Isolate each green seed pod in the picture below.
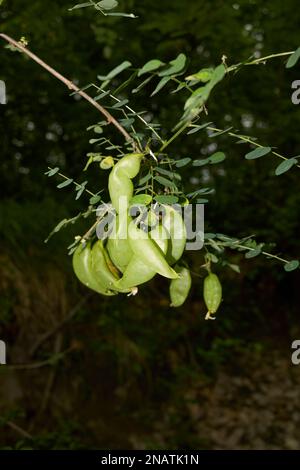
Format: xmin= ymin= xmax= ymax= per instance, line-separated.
xmin=91 ymin=240 xmax=131 ymax=294
xmin=107 ymin=212 xmax=133 ymax=272
xmin=116 ymin=223 xmax=169 ymax=290
xmin=203 ymin=272 xmax=222 ymax=320
xmin=162 ymin=205 xmax=186 ymax=265
xmin=169 ymin=265 xmax=192 ymax=307
xmin=108 ymin=153 xmax=143 ymax=214
xmin=128 ymin=219 xmax=178 ymax=279
xmin=72 ymin=242 xmax=115 ymax=296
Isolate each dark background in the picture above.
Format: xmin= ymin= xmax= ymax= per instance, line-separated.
xmin=0 ymin=0 xmax=300 ymax=449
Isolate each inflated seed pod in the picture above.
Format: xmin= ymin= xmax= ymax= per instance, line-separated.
xmin=108 ymin=153 xmax=143 ymax=214
xmin=103 ymin=247 xmax=120 ymax=278
xmin=169 ymin=265 xmax=192 ymax=307
xmin=203 ymin=272 xmax=222 ymax=320
xmin=91 ymin=240 xmax=132 ymax=294
xmin=107 ymin=212 xmax=133 ymax=273
xmin=162 ymin=205 xmax=186 ymax=265
xmin=72 ymin=242 xmax=115 ymax=296
xmin=115 ymin=223 xmax=169 ymax=290
xmin=128 ymin=220 xmax=179 ymax=279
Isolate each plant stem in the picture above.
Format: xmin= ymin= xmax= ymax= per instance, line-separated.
xmin=235 ymin=243 xmax=288 ymax=264
xmin=159 ymin=122 xmax=189 ymax=152
xmin=0 ymin=33 xmax=139 ymax=150
xmin=227 ymin=51 xmax=295 ymax=73
xmin=192 ymin=125 xmax=300 ymax=169
xmin=48 ymin=168 xmax=96 ymax=197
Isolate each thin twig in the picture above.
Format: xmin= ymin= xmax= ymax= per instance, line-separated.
xmin=0 ymin=33 xmax=139 ymax=150
xmin=81 ymin=218 xmax=102 ymax=242
xmin=227 ymin=51 xmax=295 ymax=73
xmin=5 ymin=420 xmax=33 ymax=440
xmin=206 ymin=126 xmax=300 ymax=169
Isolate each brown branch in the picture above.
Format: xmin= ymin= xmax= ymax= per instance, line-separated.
xmin=0 ymin=33 xmax=140 ymax=150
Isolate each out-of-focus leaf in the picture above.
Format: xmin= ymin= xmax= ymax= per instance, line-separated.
xmin=245 ymin=146 xmax=271 ymax=159
xmin=158 ymin=53 xmax=187 ymax=77
xmin=275 ymin=158 xmax=297 ymax=175
xmin=284 ymin=260 xmax=299 ymax=271
xmin=286 ymin=47 xmax=300 ymax=68
xmin=151 ymin=76 xmax=171 ymax=96
xmin=138 ymin=59 xmax=165 ymax=76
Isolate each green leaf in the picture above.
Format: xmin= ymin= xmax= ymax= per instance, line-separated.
xmin=186 ymin=68 xmax=214 ymax=83
xmin=245 ymin=248 xmax=261 ymax=259
xmin=154 ymin=195 xmax=179 ymax=204
xmin=275 ymin=158 xmax=297 ymax=175
xmin=192 ymin=158 xmax=210 ymax=167
xmin=112 ymin=99 xmax=129 ymax=109
xmin=132 ymin=76 xmax=153 ymax=94
xmin=196 ymin=198 xmax=209 ymax=203
xmin=208 ymin=152 xmax=226 ymax=164
xmin=45 ymin=167 xmax=59 ymax=177
xmin=151 ymin=77 xmax=171 ymax=96
xmin=210 ymin=64 xmax=226 ymax=86
xmin=138 ymin=59 xmax=165 ymax=77
xmin=75 ymin=186 xmax=85 ymax=200
xmin=204 ymin=233 xmax=217 ymax=239
xmin=119 ymin=117 xmax=135 ymax=128
xmin=98 ymin=0 xmax=118 ymax=10
xmin=97 ymin=61 xmax=132 ymax=85
xmin=187 ymin=122 xmax=213 ymax=134
xmin=94 ymin=91 xmax=111 ymax=101
xmin=105 ymin=12 xmax=137 ymax=18
xmin=57 ymin=179 xmax=73 ymax=188
xmin=207 ymin=252 xmax=219 ymax=263
xmin=154 ymin=175 xmax=177 ymax=188
xmin=155 ymin=167 xmax=181 ymax=180
xmin=130 ymin=194 xmax=153 ymax=205
xmin=184 ymin=85 xmax=210 ymax=111
xmin=227 ymin=263 xmax=241 ymax=274
xmin=209 ymin=127 xmax=233 ymax=137
xmin=187 ymin=188 xmax=214 ymax=198
xmin=138 ymin=173 xmax=152 ymax=185
xmin=171 ymin=82 xmax=186 ymax=93
xmin=89 ymin=195 xmax=101 ymax=205
xmin=175 ymin=158 xmax=191 ymax=167
xmin=184 ymin=64 xmax=226 ymax=116
xmin=158 ymin=53 xmax=187 ymax=77
xmin=286 ymin=47 xmax=300 ymax=68
xmin=69 ymin=2 xmax=92 ymax=11
xmin=83 ymin=156 xmax=94 ymax=171
xmin=284 ymin=260 xmax=299 ymax=272
xmin=245 ymin=146 xmax=271 ymax=160
xmin=53 ymin=219 xmax=68 ymax=233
